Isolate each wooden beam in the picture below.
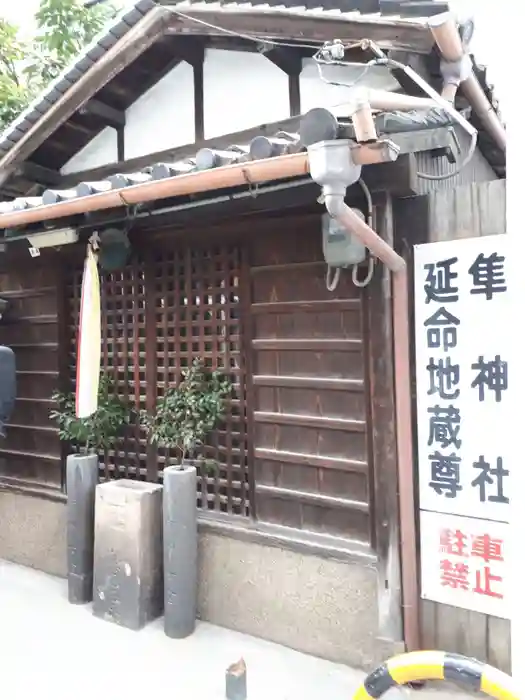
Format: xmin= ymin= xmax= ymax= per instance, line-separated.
xmin=13 ymin=161 xmax=62 ymax=187
xmin=0 ymin=6 xmax=172 ymax=185
xmin=387 ymin=50 xmax=439 ymax=97
xmin=365 ymin=191 xmax=403 ymax=644
xmin=289 ymin=74 xmax=301 ymax=117
xmin=171 ymin=34 xmax=206 ymax=67
xmin=262 ymin=47 xmax=303 ymax=118
xmin=192 ymin=43 xmax=205 ymax=141
xmin=362 ymin=153 xmax=417 ymax=196
xmin=117 ymin=126 xmax=125 ymax=163
xmin=79 ymin=98 xmax=126 ymax=128
xmin=264 ymin=47 xmax=303 ymax=76
xmin=165 ymin=7 xmax=435 ymax=53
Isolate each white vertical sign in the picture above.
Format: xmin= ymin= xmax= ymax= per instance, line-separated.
xmin=414 ymin=234 xmax=512 ymax=620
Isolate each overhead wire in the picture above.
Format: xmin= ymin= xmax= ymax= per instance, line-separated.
xmin=167 ymin=7 xmax=329 ymax=51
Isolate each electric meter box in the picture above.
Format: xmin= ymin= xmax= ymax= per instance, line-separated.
xmin=322 ymin=210 xmax=367 ymax=268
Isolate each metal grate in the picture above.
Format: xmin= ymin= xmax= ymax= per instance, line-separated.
xmin=66 ymin=242 xmax=250 ymax=516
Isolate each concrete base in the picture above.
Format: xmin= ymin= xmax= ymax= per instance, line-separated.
xmin=0 ymin=491 xmax=394 ymax=668
xmin=92 ymin=480 xmax=163 ymax=630
xmin=0 ymin=491 xmax=66 ymax=577
xmin=198 ymin=533 xmax=397 ymax=669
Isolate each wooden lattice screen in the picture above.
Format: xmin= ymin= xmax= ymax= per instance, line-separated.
xmin=66 ymin=242 xmax=250 ymax=516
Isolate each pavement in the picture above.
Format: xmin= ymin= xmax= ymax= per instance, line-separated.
xmin=0 ymin=559 xmax=479 ymax=699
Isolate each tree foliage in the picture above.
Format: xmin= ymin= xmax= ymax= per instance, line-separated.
xmin=0 ymin=0 xmax=116 ymax=131
xmin=141 ymin=358 xmax=233 ymax=463
xmin=50 ymin=372 xmax=131 ymax=455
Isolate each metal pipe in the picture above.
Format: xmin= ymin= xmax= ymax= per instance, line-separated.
xmin=323 ymin=194 xmax=419 ymax=653
xmin=352 ymin=98 xmax=378 ymax=143
xmin=428 ymin=12 xmax=506 ymax=152
xmin=0 ymin=141 xmax=399 ymax=230
xmin=0 ymin=153 xmax=309 ymax=229
xmin=441 ymin=82 xmax=459 ymax=103
xmin=366 ymin=90 xmax=436 ymax=112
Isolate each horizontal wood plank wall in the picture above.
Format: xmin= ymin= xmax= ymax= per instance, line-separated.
xmin=0 ymin=249 xmax=63 ymax=490
xmin=0 ymin=210 xmax=386 ymax=556
xmin=397 ymin=180 xmax=509 ymax=672
xmin=248 ymin=215 xmax=373 ymax=549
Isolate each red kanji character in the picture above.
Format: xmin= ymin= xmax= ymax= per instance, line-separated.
xmin=473 ymin=566 xmax=503 ymax=599
xmin=440 ymin=559 xmax=470 ymax=590
xmin=471 ymin=534 xmax=504 ymax=563
xmin=440 ymin=528 xmax=469 ymax=556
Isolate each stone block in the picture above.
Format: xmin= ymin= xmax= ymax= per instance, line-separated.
xmin=92 ymin=479 xmax=163 ymax=630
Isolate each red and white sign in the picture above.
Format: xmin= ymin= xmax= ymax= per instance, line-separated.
xmin=420 ymin=510 xmax=509 ymax=619
xmin=414 ymin=235 xmax=513 ymax=622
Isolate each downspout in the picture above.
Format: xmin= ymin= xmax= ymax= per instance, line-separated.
xmin=307 ymin=139 xmax=419 ymax=652
xmin=428 ymin=12 xmax=506 ymax=152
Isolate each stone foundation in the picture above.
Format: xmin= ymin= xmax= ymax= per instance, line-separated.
xmin=0 ymin=491 xmax=396 ymax=668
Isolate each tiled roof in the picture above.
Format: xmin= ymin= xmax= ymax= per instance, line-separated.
xmin=0 ymin=108 xmax=458 ymax=218
xmin=168 ymin=0 xmax=449 ymax=22
xmin=0 ymin=0 xmax=504 ymax=186
xmin=0 ymin=0 xmax=449 ymax=161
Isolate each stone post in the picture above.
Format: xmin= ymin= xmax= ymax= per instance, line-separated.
xmin=92 ymin=479 xmax=163 ymax=630
xmin=163 ymin=464 xmax=198 ymax=638
xmin=66 ymin=453 xmax=99 ymax=604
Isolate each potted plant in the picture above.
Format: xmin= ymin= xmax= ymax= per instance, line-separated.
xmin=141 ymin=357 xmax=232 ymax=639
xmin=50 ymin=372 xmax=131 ymax=605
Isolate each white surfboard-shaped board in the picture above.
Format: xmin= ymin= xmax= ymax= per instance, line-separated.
xmin=75 ymin=244 xmax=101 ymax=418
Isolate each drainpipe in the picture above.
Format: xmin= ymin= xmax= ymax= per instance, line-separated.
xmin=428 ymin=12 xmax=506 ymax=152
xmin=307 ymin=139 xmax=419 ymax=653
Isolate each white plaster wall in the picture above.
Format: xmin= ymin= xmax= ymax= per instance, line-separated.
xmin=59 ymin=2 xmax=509 ymax=177
xmin=203 ymin=49 xmax=289 ymax=138
xmin=60 ymin=128 xmax=118 ymax=175
xmin=61 ymin=49 xmax=393 ymax=175
xmin=61 ymin=61 xmax=195 ymax=175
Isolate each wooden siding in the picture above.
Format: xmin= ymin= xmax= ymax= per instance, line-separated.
xmin=248 ymin=215 xmax=371 ymax=544
xmin=414 ymin=128 xmax=498 ymax=194
xmin=0 ymin=208 xmax=402 ymax=565
xmin=0 ymin=210 xmax=392 ymax=557
xmin=0 ymin=250 xmax=65 ymax=491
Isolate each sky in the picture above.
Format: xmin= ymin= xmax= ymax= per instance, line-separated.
xmin=0 ymin=0 xmax=508 ymax=115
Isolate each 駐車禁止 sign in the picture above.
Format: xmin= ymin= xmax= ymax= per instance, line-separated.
xmin=414 ymin=234 xmax=512 ymax=619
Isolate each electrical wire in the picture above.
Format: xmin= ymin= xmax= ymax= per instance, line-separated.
xmin=376 ymin=57 xmax=478 ymax=181
xmin=313 ymin=58 xmax=378 ymax=91
xmin=169 ymin=10 xmax=476 ymax=182
xmin=168 ymin=7 xmax=327 ymax=51
xmin=352 ymin=255 xmax=375 ymax=287
xmin=358 ymin=178 xmax=373 ymax=225
xmin=353 ymin=178 xmax=375 ymax=288
xmin=325 ymin=265 xmax=341 ymax=292
xmin=312 ymin=44 xmax=479 ymax=182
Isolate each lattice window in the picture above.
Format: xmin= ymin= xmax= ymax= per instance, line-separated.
xmin=66 ymin=242 xmax=250 ymax=517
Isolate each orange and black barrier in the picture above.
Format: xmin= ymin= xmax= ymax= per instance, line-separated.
xmin=352 ymin=651 xmax=518 ymax=699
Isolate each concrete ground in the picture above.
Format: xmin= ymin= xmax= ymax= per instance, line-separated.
xmin=0 ymin=560 xmax=478 ymax=699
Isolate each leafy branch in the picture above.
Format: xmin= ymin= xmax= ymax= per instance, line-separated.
xmin=141 ymin=358 xmax=233 ymax=464
xmin=0 ymin=0 xmax=117 ymax=131
xmin=50 ymin=372 xmax=131 ymax=455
